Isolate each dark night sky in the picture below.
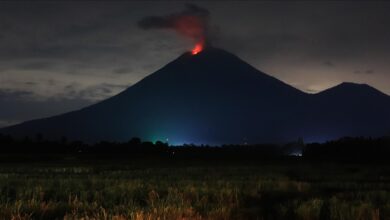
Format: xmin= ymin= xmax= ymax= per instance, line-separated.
xmin=1 ymin=1 xmax=390 ymax=127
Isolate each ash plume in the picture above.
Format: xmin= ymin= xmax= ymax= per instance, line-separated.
xmin=137 ymin=4 xmax=211 ymax=45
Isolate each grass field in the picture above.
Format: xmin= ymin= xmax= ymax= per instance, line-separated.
xmin=0 ymin=157 xmax=390 ymax=220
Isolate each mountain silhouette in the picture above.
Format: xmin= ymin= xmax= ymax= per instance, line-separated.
xmin=2 ymin=47 xmax=390 ymax=144
xmin=303 ymin=82 xmax=390 ymax=142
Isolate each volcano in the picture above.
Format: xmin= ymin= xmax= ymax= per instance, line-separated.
xmin=2 ymin=47 xmax=390 ymax=144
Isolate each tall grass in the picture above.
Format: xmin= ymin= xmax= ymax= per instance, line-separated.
xmin=0 ymin=162 xmax=389 ymax=219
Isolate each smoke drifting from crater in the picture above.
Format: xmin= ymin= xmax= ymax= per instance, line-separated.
xmin=137 ymin=4 xmax=211 ymax=47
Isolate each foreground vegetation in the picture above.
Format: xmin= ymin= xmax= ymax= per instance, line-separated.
xmin=0 ymin=157 xmax=390 ymax=220
xmin=0 ymin=135 xmax=389 ymax=219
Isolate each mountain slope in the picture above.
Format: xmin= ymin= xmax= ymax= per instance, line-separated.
xmin=301 ymin=82 xmax=390 ymax=142
xmin=2 ymin=48 xmax=390 ymax=144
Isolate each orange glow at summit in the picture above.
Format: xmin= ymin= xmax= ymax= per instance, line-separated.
xmin=191 ymin=42 xmax=203 ymax=55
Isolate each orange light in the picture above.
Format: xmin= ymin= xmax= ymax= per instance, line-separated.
xmin=191 ymin=42 xmax=203 ymax=55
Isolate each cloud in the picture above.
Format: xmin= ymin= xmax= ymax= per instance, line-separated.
xmin=113 ymin=67 xmax=133 ymax=74
xmin=0 ymin=89 xmax=34 ymax=101
xmin=24 ymin=82 xmax=37 ymax=86
xmin=354 ymin=70 xmax=375 ymax=74
xmin=137 ymin=4 xmax=211 ymax=45
xmin=365 ymin=70 xmax=374 ymax=74
xmin=0 ymin=88 xmax=94 ymax=128
xmin=18 ymin=61 xmax=54 ymax=70
xmin=64 ymin=83 xmax=128 ymax=101
xmin=323 ymin=61 xmax=334 ymax=67
xmin=0 ymin=82 xmax=129 ymax=127
xmin=304 ymin=88 xmax=320 ymax=93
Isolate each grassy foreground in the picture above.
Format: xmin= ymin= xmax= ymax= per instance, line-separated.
xmin=0 ymin=158 xmax=390 ymax=220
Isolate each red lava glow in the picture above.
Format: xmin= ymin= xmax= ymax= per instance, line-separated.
xmin=191 ymin=42 xmax=203 ymax=55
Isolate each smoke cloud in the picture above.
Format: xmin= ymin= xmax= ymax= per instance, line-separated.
xmin=137 ymin=4 xmax=211 ymax=45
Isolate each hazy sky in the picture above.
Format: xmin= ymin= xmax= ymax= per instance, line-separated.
xmin=1 ymin=1 xmax=390 ymax=127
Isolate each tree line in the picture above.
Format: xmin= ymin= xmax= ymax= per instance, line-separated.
xmin=0 ymin=133 xmax=389 ymax=162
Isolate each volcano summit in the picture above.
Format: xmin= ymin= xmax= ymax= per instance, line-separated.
xmin=2 ymin=48 xmax=390 ymax=144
